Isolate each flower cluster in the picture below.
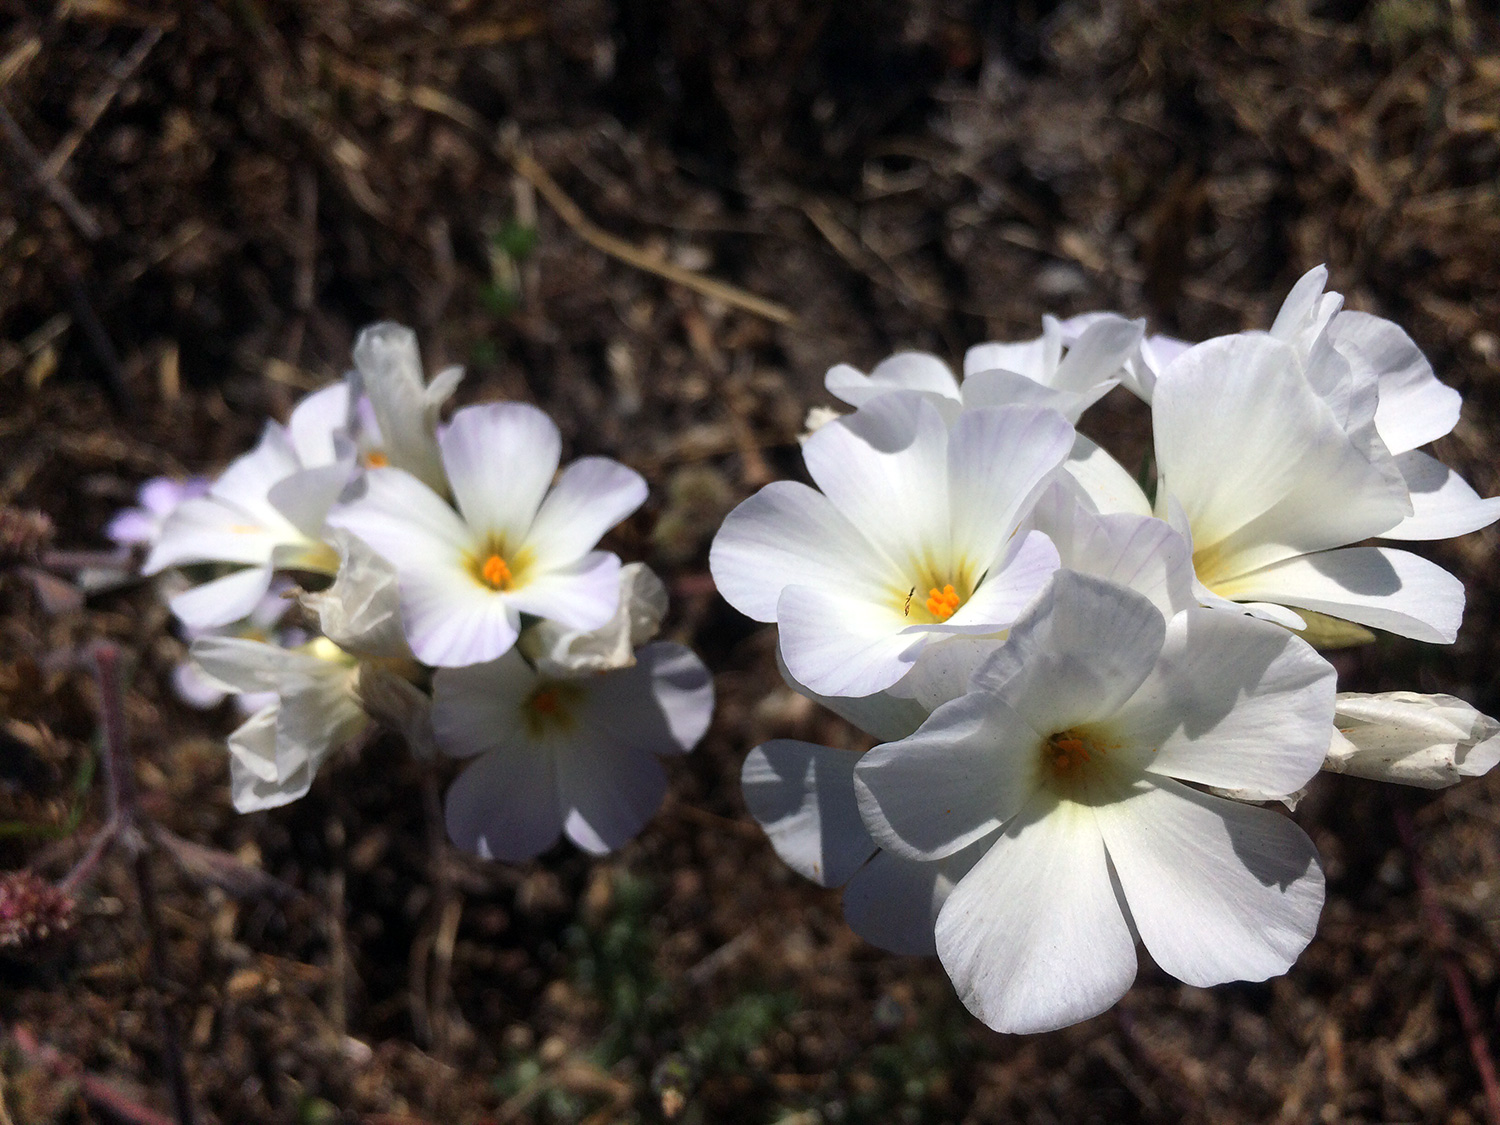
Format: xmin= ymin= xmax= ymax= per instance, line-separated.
xmin=126 ymin=323 xmax=713 ymax=860
xmin=715 ymin=267 xmax=1500 ymax=1033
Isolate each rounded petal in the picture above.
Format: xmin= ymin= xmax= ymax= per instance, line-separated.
xmin=1381 ymin=451 xmax=1500 ymax=541
xmin=1113 ymin=608 xmax=1335 ymax=797
xmin=505 ymin=550 xmax=622 ymax=634
xmin=1097 ymin=778 xmax=1324 ymax=988
xmin=557 ymin=739 xmax=667 ymax=855
xmin=842 ymin=839 xmax=988 ymax=956
xmin=1329 ymin=311 xmax=1460 ymax=454
xmin=144 ymin=497 xmax=285 ymax=573
xmin=775 ymin=584 xmax=926 ymax=697
xmin=800 ymin=393 xmax=951 ymax=573
xmin=1222 ymin=546 xmax=1464 ymax=644
xmin=710 ymin=481 xmax=893 ymax=622
xmin=1062 ymin=434 xmax=1152 ymax=518
xmin=327 ymin=466 xmax=474 ymax=566
xmin=581 ymin=642 xmax=714 ymax=756
xmin=855 ymin=693 xmax=1042 ymax=862
xmin=440 ymin=402 xmax=560 ymax=541
xmin=431 ymin=651 xmax=536 ymax=758
xmin=944 ymin=530 xmax=1059 ymax=631
xmin=742 ymin=740 xmax=875 ymax=888
xmin=970 ymin=570 xmax=1166 ymax=734
xmin=169 ymin=566 xmax=276 ymax=630
xmin=444 ymin=745 xmax=561 ymax=861
xmin=1154 ymin=334 xmax=1408 ymax=566
xmin=401 ymin=569 xmax=521 ymax=667
xmin=825 ymin=352 xmax=960 ymax=407
xmin=287 ymin=381 xmax=352 ymax=468
xmin=935 ymin=795 xmax=1137 ymax=1034
xmin=525 ymin=456 xmax=648 ymax=565
xmin=946 ymin=405 xmax=1074 ymax=574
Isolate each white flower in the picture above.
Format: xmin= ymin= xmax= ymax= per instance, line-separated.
xmin=142 ymin=415 xmax=347 ymax=629
xmin=854 ymin=571 xmax=1334 ymax=1033
xmin=171 ymin=584 xmax=300 ymax=713
xmin=347 ymin=322 xmax=464 ymax=493
xmin=741 ymin=505 xmax=1198 ymax=957
xmin=1324 ymin=691 xmax=1500 ymax=788
xmin=821 ymin=314 xmax=1143 ymax=425
xmin=711 ymin=392 xmax=1073 ymax=697
xmin=190 ymin=636 xmax=368 ymax=812
xmin=1153 ymin=333 xmax=1466 ymax=642
xmin=519 ymin=561 xmax=668 ymax=678
xmin=300 ymin=529 xmax=413 ymax=661
xmin=431 ymin=643 xmax=713 ymax=860
xmin=107 ymin=476 xmax=210 ymax=548
xmin=327 ymin=402 xmax=647 ymax=668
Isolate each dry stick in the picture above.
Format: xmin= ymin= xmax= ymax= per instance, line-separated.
xmin=1394 ymin=803 xmax=1500 ymax=1125
xmin=91 ymin=644 xmax=199 ymax=1125
xmin=503 ymin=144 xmax=799 ymax=327
xmin=0 ymin=101 xmax=102 ymax=240
xmin=39 ymin=26 xmax=164 ymax=182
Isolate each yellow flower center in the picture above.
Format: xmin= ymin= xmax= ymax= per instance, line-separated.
xmin=522 ymin=681 xmax=583 ymax=737
xmin=1045 ymin=729 xmax=1099 ymax=779
xmin=479 ymin=553 xmax=512 ymax=590
xmin=926 ymin=585 xmax=961 ymax=620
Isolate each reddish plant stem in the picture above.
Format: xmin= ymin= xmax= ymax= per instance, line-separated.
xmin=1394 ymin=804 xmax=1500 ymax=1125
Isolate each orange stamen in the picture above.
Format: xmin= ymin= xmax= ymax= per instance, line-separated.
xmin=480 ymin=553 xmax=512 ymax=590
xmin=365 ymin=450 xmax=390 ymax=468
xmin=925 ymin=584 xmax=961 ymax=620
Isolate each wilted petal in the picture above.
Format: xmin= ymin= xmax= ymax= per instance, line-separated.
xmin=1325 ymin=691 xmax=1500 ymax=788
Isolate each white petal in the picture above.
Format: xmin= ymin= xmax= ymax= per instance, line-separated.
xmin=825 ymin=352 xmax=961 ymax=407
xmin=801 ymin=393 xmax=950 ymax=574
xmin=1155 ymin=336 xmax=1408 ymax=572
xmin=1097 ymin=778 xmax=1324 ymax=987
xmin=327 ymin=466 xmax=474 ymax=567
xmin=1049 ymin=314 xmax=1144 ymax=395
xmin=1112 ymin=608 xmax=1335 ymax=797
xmin=970 ymin=570 xmax=1166 ymax=735
xmin=1381 ymin=451 xmax=1500 ymax=541
xmin=580 ymin=643 xmax=714 ymax=756
xmin=775 ymin=647 xmax=930 ymax=743
xmin=430 ymin=651 xmax=536 ymax=758
xmin=505 ymin=550 xmax=621 ymax=634
xmin=1329 ymin=311 xmax=1460 ymax=454
xmin=741 ymin=740 xmax=875 ymax=887
xmin=557 ymin=737 xmax=667 ymax=855
xmin=267 ymin=462 xmax=353 ymax=540
xmin=144 ymin=496 xmax=285 ymax=572
xmin=525 ymin=456 xmax=647 ymax=566
xmin=1062 ymin=434 xmax=1152 ymax=517
xmin=444 ymin=745 xmax=562 ymax=861
xmin=440 ymin=402 xmax=560 ymax=542
xmin=1040 ymin=500 xmax=1196 ymax=618
xmin=854 ymin=693 xmax=1043 ymax=862
xmin=939 ymin=530 xmax=1058 ymax=633
xmin=709 ymin=481 xmax=892 ymax=622
xmin=352 ymin=322 xmax=451 ymax=492
xmin=190 ymin=634 xmax=322 ymax=694
xmin=169 ymin=566 xmax=276 ymax=629
xmin=227 ymin=706 xmax=311 ymax=812
xmin=935 ymin=794 xmax=1137 ymax=1034
xmin=275 ymin=665 xmax=366 ymax=781
xmin=287 ymin=381 xmax=352 ymax=468
xmin=1222 ymin=546 xmax=1464 ymax=644
xmin=958 ymin=369 xmax=1113 ymax=423
xmin=1269 ymin=265 xmax=1335 ymax=346
xmin=401 ymin=566 xmax=521 ymax=667
xmin=209 ymin=423 xmax=303 ymax=518
xmin=842 ymin=840 xmax=988 ymax=956
xmin=963 ymin=322 xmax=1059 ymax=382
xmin=775 ymin=584 xmax=926 ymax=697
xmin=945 ymin=404 xmax=1074 ymax=574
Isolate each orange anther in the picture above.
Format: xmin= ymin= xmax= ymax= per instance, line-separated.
xmin=480 ymin=553 xmax=512 ymax=589
xmin=926 ymin=584 xmax=961 ymax=620
xmin=365 ymin=450 xmax=390 ymax=468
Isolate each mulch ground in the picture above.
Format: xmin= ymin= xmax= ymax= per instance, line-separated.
xmin=3 ymin=1 xmax=1500 ymax=1122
